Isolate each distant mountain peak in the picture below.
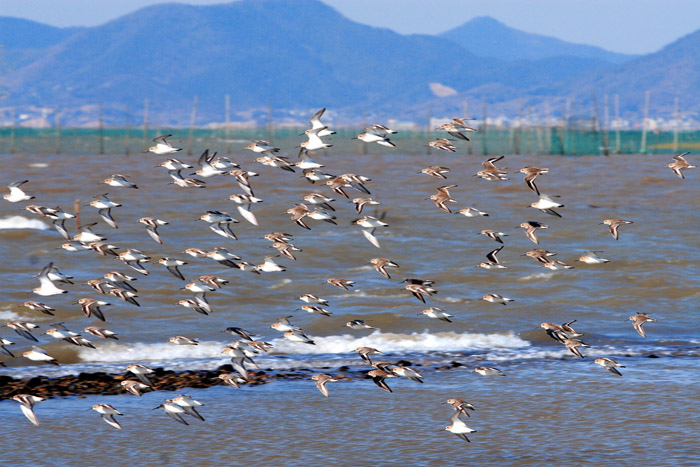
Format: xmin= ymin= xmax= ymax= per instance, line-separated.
xmin=440 ymin=16 xmax=636 ymax=64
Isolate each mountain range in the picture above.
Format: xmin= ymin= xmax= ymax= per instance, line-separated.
xmin=0 ymin=0 xmax=694 ymax=126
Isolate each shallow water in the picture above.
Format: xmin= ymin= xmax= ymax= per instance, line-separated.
xmin=0 ymin=148 xmax=698 ymax=464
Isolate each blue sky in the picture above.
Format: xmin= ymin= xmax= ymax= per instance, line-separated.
xmin=1 ymin=0 xmax=698 ymax=54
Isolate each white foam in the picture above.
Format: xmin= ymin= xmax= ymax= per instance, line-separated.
xmin=78 ymin=340 xmax=227 ymax=363
xmin=268 ymin=330 xmax=530 ymax=355
xmin=0 ymin=216 xmax=49 ymax=230
xmin=28 ymin=163 xmax=49 ymax=168
xmin=0 ymin=309 xmax=22 ymax=320
xmin=76 ymin=331 xmax=529 ymax=363
xmin=518 ymin=272 xmax=555 ymax=281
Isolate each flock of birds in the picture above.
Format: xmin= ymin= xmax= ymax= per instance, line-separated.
xmin=1 ymin=106 xmax=696 ymax=441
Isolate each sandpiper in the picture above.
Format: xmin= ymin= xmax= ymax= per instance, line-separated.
xmin=473 ymin=366 xmax=505 ymax=376
xmin=355 ymin=347 xmax=382 ymax=365
xmin=121 ymin=379 xmax=151 ymax=396
xmin=23 ymin=301 xmax=55 ymax=316
xmin=367 ymin=369 xmax=395 ymax=393
xmin=104 ymin=174 xmax=138 ymax=189
xmin=12 ymin=394 xmax=45 ymax=426
xmin=34 ymin=263 xmax=68 ymax=296
xmin=3 ymin=180 xmax=34 ymax=202
xmin=594 ymin=357 xmax=625 ymax=376
xmin=345 ymin=319 xmax=376 ymax=330
xmin=530 ymin=195 xmax=564 ymax=217
xmin=629 ymin=313 xmax=656 ymax=338
xmin=429 ymin=185 xmax=458 ymax=213
xmin=446 ymin=398 xmax=476 ymax=417
xmin=84 ymin=326 xmax=119 ymax=340
xmin=312 ymin=374 xmax=338 ymax=397
xmin=479 ymin=246 xmax=506 ymax=269
xmin=458 ymin=207 xmax=489 ymax=217
xmin=139 ymin=217 xmax=168 ymax=244
xmin=23 ymin=347 xmax=59 ymax=365
xmin=420 ymin=166 xmax=450 ymax=179
xmin=519 ymin=166 xmax=549 ymax=195
xmin=89 ymin=193 xmax=121 ymax=229
xmin=601 ymin=219 xmax=633 ymax=240
xmin=445 ymin=411 xmax=477 ymax=442
xmin=405 ymin=283 xmax=437 ymax=303
xmin=428 ymin=138 xmax=457 ymax=152
xmin=92 ymin=404 xmax=123 ymax=429
xmin=126 ymin=363 xmax=154 ymax=386
xmin=519 ymin=221 xmax=548 ymax=244
xmin=668 ymin=152 xmax=695 ymax=178
xmin=476 ymin=156 xmax=507 ymax=181
xmin=77 ymin=298 xmax=111 ymax=321
xmin=370 ymin=258 xmax=399 ymax=279
xmin=482 ymin=293 xmax=514 ymax=305
xmin=563 ymin=338 xmax=589 ymax=358
xmin=147 ymin=134 xmax=181 ymax=155
xmin=327 ymin=278 xmax=355 ymax=290
xmin=480 ymin=229 xmax=507 ymax=244
xmin=421 ymin=307 xmax=453 ymax=322
xmin=578 ymin=251 xmax=610 ymax=264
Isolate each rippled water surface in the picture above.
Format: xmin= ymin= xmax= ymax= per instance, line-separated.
xmin=0 ymin=148 xmax=698 ymax=465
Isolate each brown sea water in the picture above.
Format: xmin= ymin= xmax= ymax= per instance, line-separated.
xmin=0 ymin=147 xmax=698 ymax=465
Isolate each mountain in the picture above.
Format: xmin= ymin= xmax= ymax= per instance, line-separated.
xmin=551 ymin=28 xmax=700 ymax=117
xmin=0 ymin=1 xmax=694 ymax=125
xmin=0 ymin=17 xmax=83 ymax=71
xmin=440 ymin=16 xmax=636 ymax=64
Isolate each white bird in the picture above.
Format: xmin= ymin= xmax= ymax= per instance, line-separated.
xmin=256 ymin=256 xmax=286 ymax=272
xmin=103 ymin=174 xmax=138 ymax=189
xmin=171 ymin=395 xmax=205 ymax=421
xmin=23 ymin=347 xmax=59 ymax=365
xmin=529 ymin=195 xmax=564 ymax=217
xmin=33 ymin=263 xmax=68 ymax=296
xmin=3 ymin=180 xmax=34 ymax=202
xmin=307 ymin=107 xmax=336 ymax=137
xmin=92 ymin=403 xmax=123 ymax=429
xmin=155 ymin=400 xmax=190 ymax=425
xmin=445 ymin=411 xmax=477 ymax=443
xmin=12 ymin=394 xmax=45 ymax=426
xmin=147 ymin=134 xmax=181 ymax=155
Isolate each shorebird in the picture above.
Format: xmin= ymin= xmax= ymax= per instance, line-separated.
xmin=562 ymin=338 xmax=589 ymax=358
xmin=578 ymin=251 xmax=610 ymax=264
xmin=1 ymin=337 xmax=15 ymax=356
xmin=270 ymin=241 xmax=301 ymax=260
xmin=370 ymin=258 xmax=399 ymax=279
xmin=77 ymin=298 xmax=111 ymax=321
xmin=311 ymin=374 xmax=338 ymax=397
xmin=300 ymin=304 xmax=332 ymax=316
xmin=429 ymin=185 xmax=458 ymax=213
xmin=199 ymin=275 xmax=228 ymax=289
xmin=629 ymin=313 xmax=656 ymax=338
xmin=254 ymin=155 xmax=296 ymax=172
xmin=270 ymin=316 xmax=300 ymax=333
xmin=519 ymin=221 xmax=548 ymax=244
xmin=458 ymin=207 xmax=489 ymax=217
xmin=355 ymin=347 xmax=382 ymax=365
xmin=194 ymin=149 xmax=226 ymax=177
xmin=199 ymin=211 xmax=238 ymax=239
xmin=158 ymin=257 xmax=187 ymax=280
xmin=519 ymin=166 xmax=549 ymax=195
xmin=300 ymin=129 xmax=333 ymax=152
xmin=118 ymin=249 xmax=150 ymax=275
xmin=206 ymin=247 xmax=241 ymax=268
xmin=540 ymin=320 xmax=582 ymax=343
xmin=601 ymin=219 xmax=633 ymax=240
xmin=482 ymin=293 xmax=513 ymax=305
xmin=524 ymin=248 xmax=556 ymax=265
xmin=104 ymin=174 xmax=138 ymax=189
xmin=446 ymin=398 xmax=476 ymax=417
xmin=230 ymin=193 xmax=263 ymax=226
xmin=7 ymin=321 xmax=40 ymax=341
xmin=23 ymin=347 xmax=59 ymax=365
xmin=594 ymin=357 xmax=625 ymax=376
xmin=178 ymin=299 xmax=209 ymax=315
xmin=168 ymin=169 xmax=206 ymax=188
xmin=139 ymin=217 xmax=168 ymax=244
xmin=89 ymin=193 xmax=121 ymax=228
xmin=147 ymin=134 xmax=181 ymax=155
xmin=392 ymin=366 xmax=424 ymax=383
xmin=352 ymin=197 xmax=380 ymax=214
xmin=445 ymin=411 xmax=477 ymax=442
xmin=421 ymin=307 xmax=453 ymax=322
xmin=355 ymin=127 xmax=396 ymax=147
xmin=404 ymin=283 xmax=437 ymax=303
xmin=171 ymin=395 xmax=205 ymax=421
xmin=169 ymin=336 xmax=199 ymax=345
xmin=299 ymin=294 xmax=328 ymax=306
xmin=256 ymin=256 xmax=286 ymax=272
xmin=327 ymin=278 xmax=355 ymax=290
xmin=12 ymin=394 xmax=45 ymax=426
xmin=245 ymin=140 xmax=279 ymax=155
xmin=436 ymin=118 xmax=477 ymax=140
xmin=367 ymin=369 xmax=395 ymax=393
xmin=84 ymin=326 xmax=119 ymax=340
xmin=92 ymin=404 xmax=123 ymax=429
xmin=473 ymin=366 xmax=505 ymax=376
xmin=154 ymin=400 xmax=190 ymax=425
xmin=345 ymin=319 xmax=376 ymax=330
xmin=480 ymin=229 xmax=507 ymax=244
xmin=420 ymin=166 xmax=450 ymax=179
xmin=479 ymin=246 xmax=506 ymax=269
xmin=158 ymin=158 xmax=192 ymax=170
xmin=104 ymin=271 xmax=137 ymax=292
xmin=476 ymin=156 xmax=507 ymax=181
xmin=219 ymin=373 xmax=247 ymax=388
xmin=73 ymin=223 xmax=105 ymax=243
xmin=530 ymin=195 xmax=564 ymax=217
xmin=126 ymin=363 xmax=154 ymax=386
xmin=121 ymin=379 xmax=151 ymax=396
xmin=428 ymin=138 xmax=457 ymax=152
xmin=668 ymin=152 xmax=695 ymax=178
xmin=45 ymin=207 xmax=76 ymax=239
xmin=34 ymin=263 xmax=68 ymax=296
xmin=23 ymin=301 xmax=55 ymax=316
xmin=3 ymin=180 xmax=34 ymax=202
xmin=306 ymin=108 xmax=335 ymax=137
xmin=283 ymin=329 xmax=316 ymax=345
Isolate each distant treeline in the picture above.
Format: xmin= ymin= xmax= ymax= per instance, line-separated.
xmin=0 ymin=127 xmax=697 ymax=156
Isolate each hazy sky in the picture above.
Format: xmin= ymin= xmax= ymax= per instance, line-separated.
xmin=1 ymin=0 xmax=698 ymax=54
